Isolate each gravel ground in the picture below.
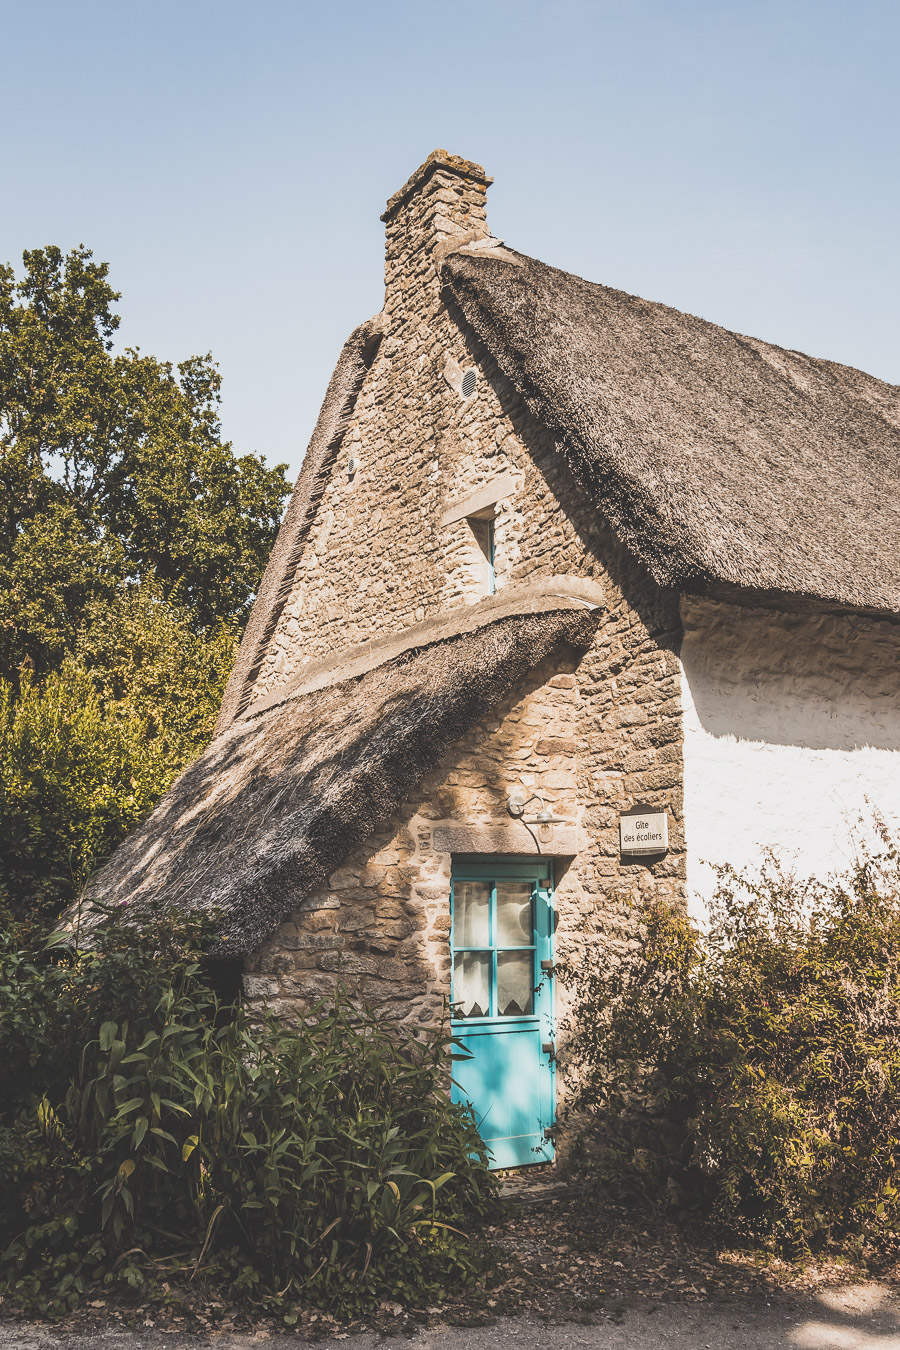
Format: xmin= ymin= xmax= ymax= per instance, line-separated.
xmin=3 ymin=1176 xmax=899 ymax=1348
xmin=1 ymin=1286 xmax=899 ymax=1350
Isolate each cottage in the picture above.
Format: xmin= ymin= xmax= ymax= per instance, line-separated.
xmin=80 ymin=151 xmax=900 ymax=1168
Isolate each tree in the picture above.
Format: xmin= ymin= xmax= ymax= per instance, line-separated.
xmin=0 ymin=245 xmax=291 ymax=923
xmin=0 ymin=245 xmax=289 ymax=680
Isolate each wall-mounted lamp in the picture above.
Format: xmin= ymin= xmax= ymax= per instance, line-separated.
xmin=534 ymin=805 xmax=562 ymax=843
xmin=507 ymin=790 xmax=565 ymax=844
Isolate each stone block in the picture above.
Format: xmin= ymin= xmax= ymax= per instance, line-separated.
xmin=359 ymin=867 xmax=386 ymax=887
xmin=243 ymin=975 xmax=279 ymax=1001
xmin=374 ymin=920 xmax=413 ymax=939
xmin=302 ymin=910 xmax=339 ymax=932
xmin=374 ymin=898 xmax=406 ymax=919
xmin=337 ymin=906 xmax=377 ymax=932
xmin=290 ymin=952 xmax=322 ymax=971
xmin=327 ymin=869 xmax=361 ymax=891
xmin=535 ymin=738 xmax=577 ymax=756
xmin=412 ymin=883 xmax=448 ymax=901
xmin=298 ymin=893 xmax=341 ymax=912
xmin=290 ymin=933 xmax=344 ymax=950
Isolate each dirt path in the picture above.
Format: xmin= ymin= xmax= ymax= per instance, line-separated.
xmin=3 ymin=1175 xmax=899 ymax=1347
xmin=2 ymin=1288 xmax=900 ymax=1350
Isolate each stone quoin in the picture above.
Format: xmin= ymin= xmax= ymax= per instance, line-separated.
xmin=73 ymin=151 xmax=900 ymax=1167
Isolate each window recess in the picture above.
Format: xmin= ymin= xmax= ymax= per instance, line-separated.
xmin=442 ymin=472 xmax=514 ymax=599
xmin=468 ymin=515 xmax=495 ymax=596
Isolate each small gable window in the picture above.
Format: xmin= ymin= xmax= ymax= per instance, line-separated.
xmin=442 ymin=473 xmax=515 ymax=603
xmin=469 ymin=513 xmax=496 ymax=594
xmin=468 ymin=515 xmax=495 ymax=596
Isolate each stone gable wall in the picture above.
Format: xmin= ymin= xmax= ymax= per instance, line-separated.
xmin=255 ymin=162 xmax=609 ymax=699
xmin=243 ymin=156 xmax=687 ymax=1059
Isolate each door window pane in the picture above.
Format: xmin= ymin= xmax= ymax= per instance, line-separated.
xmin=454 ymin=881 xmax=490 ymax=947
xmin=453 ymin=951 xmax=491 ymax=1018
xmin=495 ymin=882 xmax=533 ymax=948
xmin=497 ymin=950 xmax=534 ymax=1017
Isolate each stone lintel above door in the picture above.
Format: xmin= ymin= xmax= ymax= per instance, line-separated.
xmin=432 ymin=820 xmax=581 ymax=858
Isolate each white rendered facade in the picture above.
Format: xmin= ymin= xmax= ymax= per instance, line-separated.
xmin=680 ymin=596 xmax=900 ymax=919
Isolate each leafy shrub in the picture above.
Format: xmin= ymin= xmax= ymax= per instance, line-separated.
xmin=563 ymin=838 xmax=900 ymax=1254
xmin=0 ymin=588 xmax=237 ymax=930
xmin=0 ymin=913 xmax=495 ymax=1319
xmin=0 ymin=666 xmax=171 ymax=929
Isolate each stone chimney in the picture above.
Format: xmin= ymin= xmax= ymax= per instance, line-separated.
xmin=381 ymin=150 xmax=493 ymax=321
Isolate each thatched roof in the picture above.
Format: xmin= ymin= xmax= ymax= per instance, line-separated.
xmin=443 ymin=247 xmax=900 ymax=616
xmin=75 ymin=209 xmax=900 ymax=954
xmin=73 ymin=598 xmax=598 ymax=954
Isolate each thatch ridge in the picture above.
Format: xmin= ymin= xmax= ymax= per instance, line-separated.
xmin=442 ymin=249 xmax=900 ymax=616
xmin=73 ymin=607 xmax=598 ymax=955
xmin=245 ymin=574 xmax=604 ymax=719
xmin=215 ymin=314 xmax=384 ymax=733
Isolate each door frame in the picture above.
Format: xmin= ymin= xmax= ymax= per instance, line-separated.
xmin=449 ymin=856 xmax=556 ymax=1168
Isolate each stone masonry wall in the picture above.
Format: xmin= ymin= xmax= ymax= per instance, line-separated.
xmin=245 ymin=595 xmax=683 ymax=1071
xmin=245 ymin=650 xmax=582 ymax=1026
xmin=255 ymin=157 xmax=622 ymax=697
xmin=243 ymin=154 xmax=687 ymax=1067
xmin=255 ymin=158 xmax=493 ymax=693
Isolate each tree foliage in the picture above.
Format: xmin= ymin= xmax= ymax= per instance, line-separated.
xmin=0 ymin=245 xmax=290 ymax=924
xmin=0 ymin=588 xmax=239 ymax=930
xmin=0 ymin=245 xmax=289 ymax=679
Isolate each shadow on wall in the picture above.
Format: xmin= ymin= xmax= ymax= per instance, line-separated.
xmin=681 ymin=596 xmax=900 ymax=754
xmin=442 ymin=285 xmax=684 ymax=649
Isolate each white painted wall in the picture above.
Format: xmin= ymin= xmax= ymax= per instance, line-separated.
xmin=680 ymin=597 xmax=900 ymax=920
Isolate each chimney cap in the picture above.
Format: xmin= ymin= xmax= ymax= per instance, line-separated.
xmin=381 ymin=150 xmax=492 ymax=222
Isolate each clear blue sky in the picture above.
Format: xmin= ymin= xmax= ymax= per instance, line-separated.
xmin=3 ymin=0 xmax=898 ymax=480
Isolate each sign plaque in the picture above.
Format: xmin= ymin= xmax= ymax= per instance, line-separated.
xmin=619 ymin=806 xmax=668 ymax=857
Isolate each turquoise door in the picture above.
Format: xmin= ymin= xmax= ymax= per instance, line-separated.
xmin=450 ymin=859 xmax=555 ymax=1169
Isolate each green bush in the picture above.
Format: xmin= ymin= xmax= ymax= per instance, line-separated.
xmin=0 ymin=666 xmax=169 ymax=929
xmin=0 ymin=913 xmax=495 ymax=1319
xmin=0 ymin=586 xmax=238 ymax=931
xmin=564 ymin=838 xmax=900 ymax=1254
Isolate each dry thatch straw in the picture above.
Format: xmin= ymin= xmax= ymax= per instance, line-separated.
xmin=442 ymin=247 xmax=900 ymax=617
xmin=72 ymin=604 xmax=597 ymax=954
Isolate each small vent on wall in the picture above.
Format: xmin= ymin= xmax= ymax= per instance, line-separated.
xmin=460 ymin=369 xmax=477 ymax=400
